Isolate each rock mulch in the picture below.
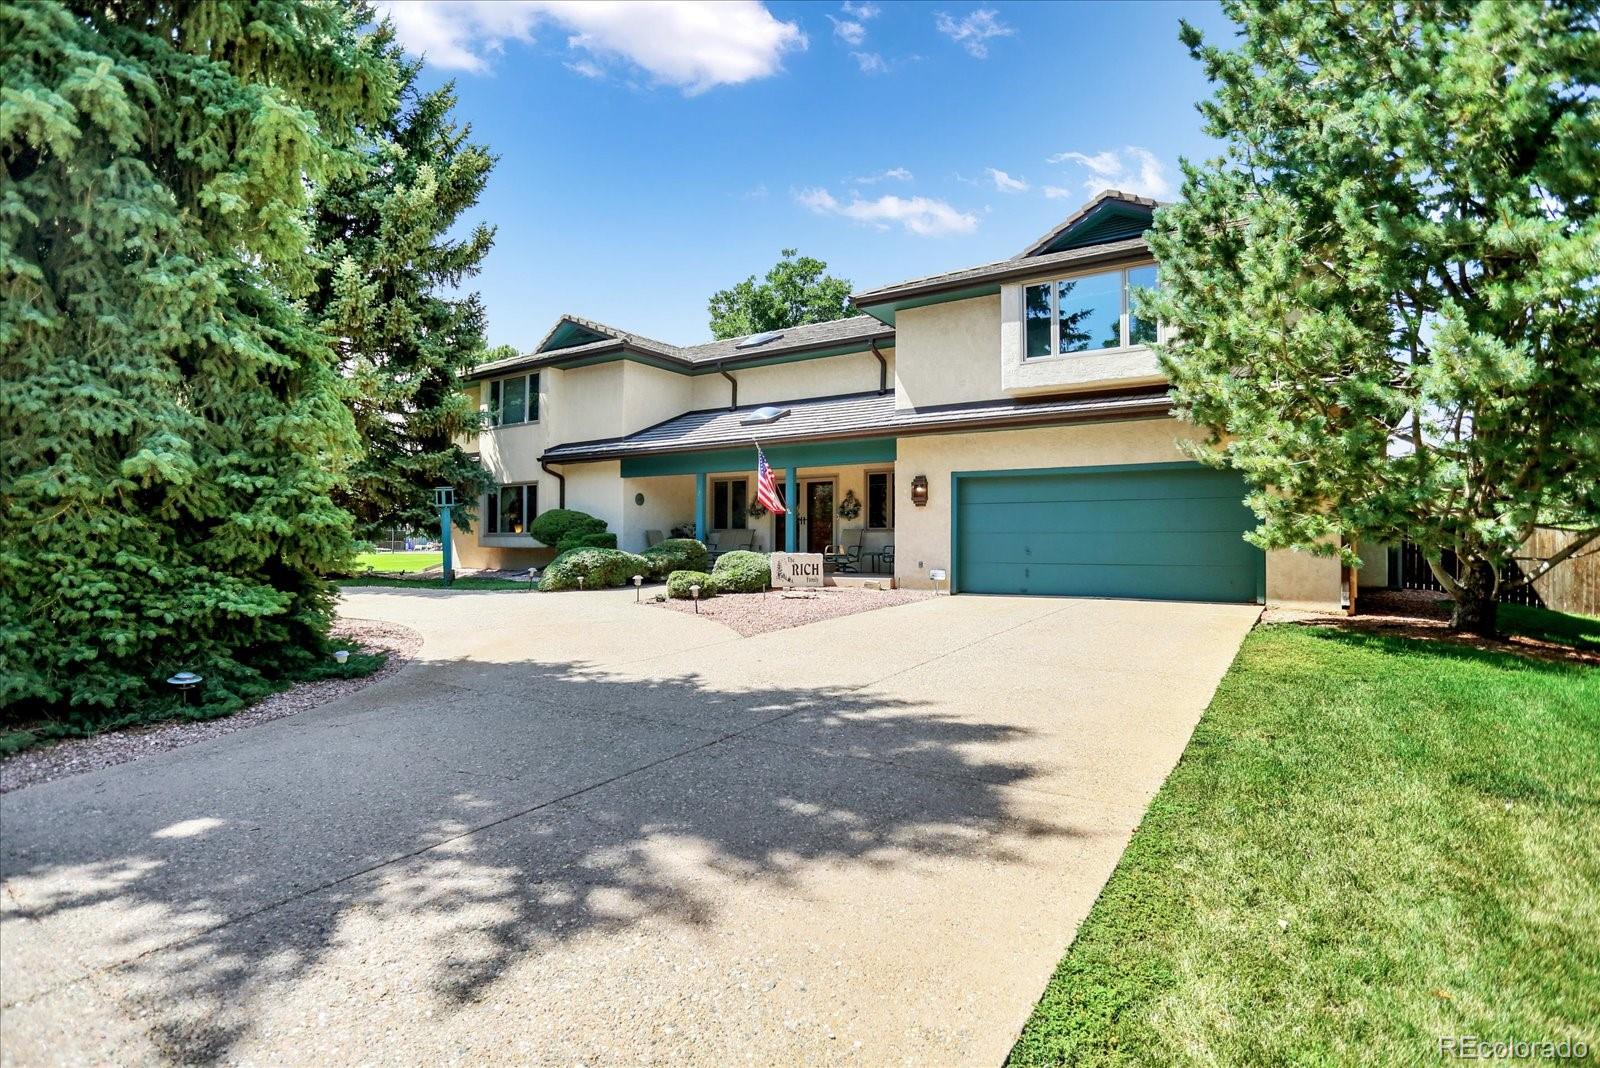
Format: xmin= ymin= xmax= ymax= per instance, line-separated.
xmin=0 ymin=618 xmax=421 ymax=795
xmin=653 ymin=586 xmax=933 ymax=637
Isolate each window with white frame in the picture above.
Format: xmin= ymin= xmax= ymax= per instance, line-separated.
xmin=487 ymin=372 xmax=540 ymax=427
xmin=711 ymin=478 xmax=748 ymax=529
xmin=866 ymin=471 xmax=894 ymax=530
xmin=485 ymin=483 xmax=537 ymax=535
xmin=1023 ymin=265 xmax=1159 ymax=358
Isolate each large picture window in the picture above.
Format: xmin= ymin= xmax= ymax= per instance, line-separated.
xmin=485 ymin=483 xmax=537 ymax=535
xmin=487 ymin=372 xmax=539 ymax=427
xmin=866 ymin=471 xmax=894 ymax=530
xmin=712 ymin=478 xmax=748 ymax=529
xmin=1024 ymin=266 xmax=1159 ymax=358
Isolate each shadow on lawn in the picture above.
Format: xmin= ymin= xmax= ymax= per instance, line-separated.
xmin=0 ymin=650 xmax=1064 ymax=1063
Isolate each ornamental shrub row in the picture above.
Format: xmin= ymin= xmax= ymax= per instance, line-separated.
xmin=666 ymin=570 xmax=719 ymax=599
xmin=641 ymin=538 xmax=709 ymax=577
xmin=539 ymin=548 xmax=649 ymax=591
xmin=711 ymin=550 xmax=770 ymax=593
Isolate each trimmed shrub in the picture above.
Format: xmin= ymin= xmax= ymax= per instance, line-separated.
xmin=641 ymin=537 xmax=708 ymax=578
xmin=712 ymin=550 xmax=770 ymax=593
xmin=556 ymin=530 xmax=617 ymax=554
xmin=539 ymin=548 xmax=649 ymax=591
xmin=528 ymin=508 xmax=606 ymax=548
xmin=666 ymin=570 xmax=719 ymax=599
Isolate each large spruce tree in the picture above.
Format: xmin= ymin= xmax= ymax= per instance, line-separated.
xmin=0 ymin=2 xmax=394 ymax=719
xmin=1149 ymin=1 xmax=1600 ymax=635
xmin=311 ymin=57 xmax=495 ymax=537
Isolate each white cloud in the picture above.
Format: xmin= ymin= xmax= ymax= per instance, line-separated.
xmin=985 ymin=167 xmax=1029 ymax=193
xmin=853 ymin=167 xmax=913 ymax=184
xmin=376 ymin=1 xmax=806 ymax=94
xmin=841 ymin=0 xmax=881 ymax=17
xmin=1042 ymin=185 xmax=1073 ymax=199
xmin=1045 ymin=146 xmax=1173 ymax=199
xmin=852 ymin=50 xmax=889 ymax=73
xmin=797 ymin=188 xmax=978 ymax=237
xmin=934 ymin=9 xmax=1013 ymax=58
xmin=829 ymin=15 xmax=867 ymax=45
xmin=565 ymin=58 xmax=605 ymax=79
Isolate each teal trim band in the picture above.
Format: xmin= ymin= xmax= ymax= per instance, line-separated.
xmin=619 ymin=437 xmax=896 ymax=478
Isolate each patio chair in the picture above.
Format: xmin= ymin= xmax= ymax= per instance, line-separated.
xmin=877 ymin=543 xmax=894 ymax=573
xmin=826 ymin=535 xmax=862 ymax=573
xmin=644 ymin=529 xmax=665 ymax=548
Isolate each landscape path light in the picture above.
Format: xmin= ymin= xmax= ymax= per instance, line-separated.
xmin=166 ymin=671 xmax=203 ymax=705
xmin=690 ymin=583 xmax=701 ymax=613
xmin=633 ymin=574 xmax=643 ymax=602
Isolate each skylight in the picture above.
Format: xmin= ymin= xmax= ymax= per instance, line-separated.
xmin=739 ymin=405 xmax=791 ymax=425
xmin=735 ymin=330 xmax=784 ymax=350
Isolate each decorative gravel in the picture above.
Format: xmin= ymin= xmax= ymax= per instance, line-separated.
xmin=653 ymin=587 xmax=933 ymax=636
xmin=0 ymin=618 xmax=421 ymax=795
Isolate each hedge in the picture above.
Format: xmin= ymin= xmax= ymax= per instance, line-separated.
xmin=711 ymin=550 xmax=770 ymax=593
xmin=641 ymin=538 xmax=708 ymax=578
xmin=666 ymin=570 xmax=719 ymax=599
xmin=556 ymin=530 xmax=617 ymax=554
xmin=529 ymin=508 xmax=606 ymax=548
xmin=539 ymin=548 xmax=650 ymax=591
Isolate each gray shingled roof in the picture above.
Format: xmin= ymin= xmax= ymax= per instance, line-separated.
xmin=470 ymin=314 xmax=893 ymax=380
xmin=851 ymin=237 xmax=1151 ymax=307
xmin=540 ymin=388 xmax=1172 ymax=463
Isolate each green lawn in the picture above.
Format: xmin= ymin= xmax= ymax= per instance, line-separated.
xmin=1010 ymin=609 xmax=1600 ymax=1066
xmin=337 ymin=575 xmax=531 ymax=591
xmin=352 ymin=550 xmax=441 ymax=573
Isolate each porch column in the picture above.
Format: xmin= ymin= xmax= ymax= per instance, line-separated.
xmin=694 ymin=472 xmax=707 ymax=542
xmin=785 ymin=466 xmax=797 ymax=552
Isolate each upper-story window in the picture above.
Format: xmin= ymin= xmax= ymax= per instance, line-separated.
xmin=1024 ymin=265 xmax=1158 ymax=358
xmin=487 ymin=372 xmax=539 ymax=427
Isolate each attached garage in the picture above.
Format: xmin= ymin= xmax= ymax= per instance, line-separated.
xmin=952 ymin=463 xmax=1263 ymax=603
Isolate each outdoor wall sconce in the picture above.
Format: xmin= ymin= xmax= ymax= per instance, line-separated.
xmin=910 ymin=474 xmax=930 ymax=507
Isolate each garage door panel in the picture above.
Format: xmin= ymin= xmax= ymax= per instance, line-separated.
xmin=957 ymin=497 xmax=1254 ymax=535
xmin=958 ymin=468 xmax=1245 ymax=507
xmin=968 ymin=562 xmax=1259 ymax=601
xmin=955 ymin=465 xmax=1261 ymax=603
xmin=960 ymin=530 xmax=1258 ymax=568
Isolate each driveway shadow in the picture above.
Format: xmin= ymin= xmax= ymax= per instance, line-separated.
xmin=1 ymin=651 xmax=1081 ymax=1063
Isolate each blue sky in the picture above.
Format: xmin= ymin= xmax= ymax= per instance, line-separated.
xmin=381 ymin=1 xmax=1236 ymax=349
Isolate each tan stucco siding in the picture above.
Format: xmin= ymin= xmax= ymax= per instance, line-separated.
xmin=619 ymin=475 xmax=696 ymax=553
xmin=894 ymin=297 xmax=1005 ymax=410
xmin=688 ymin=349 xmax=894 ymax=410
xmin=889 ymin=418 xmax=1342 ymax=607
xmin=622 ymin=363 xmax=694 ymax=439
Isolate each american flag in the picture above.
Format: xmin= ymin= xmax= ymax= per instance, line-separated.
xmin=755 ymin=444 xmax=786 ymax=514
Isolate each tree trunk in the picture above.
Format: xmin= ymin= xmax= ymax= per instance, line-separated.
xmin=1450 ymin=558 xmax=1500 ymax=637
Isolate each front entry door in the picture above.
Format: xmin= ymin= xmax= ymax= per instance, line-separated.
xmin=804 ymin=481 xmax=834 ymax=554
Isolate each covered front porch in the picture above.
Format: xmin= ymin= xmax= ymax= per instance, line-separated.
xmin=620 ymin=438 xmax=899 ymax=577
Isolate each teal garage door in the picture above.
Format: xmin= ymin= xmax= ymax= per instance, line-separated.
xmin=954 ymin=464 xmax=1261 ymax=602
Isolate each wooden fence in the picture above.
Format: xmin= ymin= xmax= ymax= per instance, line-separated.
xmin=1397 ymin=532 xmax=1600 ymax=615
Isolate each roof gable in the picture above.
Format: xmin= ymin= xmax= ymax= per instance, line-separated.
xmin=1018 ymin=190 xmax=1160 ymax=258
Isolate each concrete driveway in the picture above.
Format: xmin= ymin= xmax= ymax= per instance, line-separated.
xmin=1 ymin=589 xmax=1257 ymax=1066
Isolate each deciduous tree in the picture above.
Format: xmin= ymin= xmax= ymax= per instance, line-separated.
xmin=708 ymin=249 xmax=852 ymax=339
xmin=1148 ymin=0 xmax=1600 ymax=635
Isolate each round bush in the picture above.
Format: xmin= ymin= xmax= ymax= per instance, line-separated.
xmin=666 ymin=570 xmax=719 ymax=599
xmin=539 ymin=548 xmax=649 ymax=591
xmin=641 ymin=538 xmax=708 ymax=578
xmin=711 ymin=550 xmax=770 ymax=593
xmin=528 ymin=508 xmax=606 ymax=548
xmin=556 ymin=530 xmax=617 ymax=554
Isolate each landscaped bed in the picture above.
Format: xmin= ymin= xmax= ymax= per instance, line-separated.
xmin=653 ymin=586 xmax=933 ymax=636
xmin=1009 ymin=599 xmax=1599 ymax=1065
xmin=0 ymin=619 xmax=420 ymax=793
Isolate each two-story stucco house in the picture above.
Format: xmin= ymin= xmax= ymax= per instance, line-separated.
xmin=455 ymin=190 xmax=1344 ymax=609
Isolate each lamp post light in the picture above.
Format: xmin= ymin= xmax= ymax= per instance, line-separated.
xmin=432 ymin=486 xmax=456 ymax=586
xmin=690 ymin=584 xmax=701 ymax=613
xmin=577 ymin=576 xmax=585 ymax=592
xmin=632 ymin=574 xmax=643 ymax=602
xmin=166 ymin=671 xmax=203 ymax=706
xmin=527 ymin=567 xmax=539 ymax=591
